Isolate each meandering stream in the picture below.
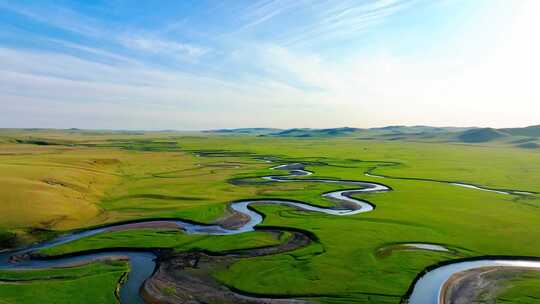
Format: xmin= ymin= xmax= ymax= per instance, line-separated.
xmin=0 ymin=161 xmax=389 ymax=303
xmin=1 ymin=157 xmax=538 ymax=304
xmin=364 ymin=172 xmax=532 ymax=196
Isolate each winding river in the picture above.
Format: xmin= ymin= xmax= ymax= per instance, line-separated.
xmin=1 ymin=157 xmax=538 ymax=304
xmin=0 ymin=161 xmax=389 ymax=303
xmin=364 ymin=172 xmax=536 ymax=196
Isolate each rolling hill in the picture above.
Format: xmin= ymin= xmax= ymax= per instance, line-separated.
xmin=500 ymin=125 xmax=540 ymax=137
xmin=456 ymin=128 xmax=509 ymax=143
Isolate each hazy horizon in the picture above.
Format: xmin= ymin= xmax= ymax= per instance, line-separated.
xmin=1 ymin=1 xmax=539 ymax=129
xmin=2 ymin=124 xmax=539 ymax=132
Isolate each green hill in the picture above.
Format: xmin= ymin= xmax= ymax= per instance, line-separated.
xmin=271 ymin=127 xmax=362 ymax=137
xmin=457 ymin=128 xmax=509 ymax=143
xmin=501 ymin=125 xmax=540 ymax=137
xmin=205 ymin=128 xmax=282 ymax=135
xmin=517 ymin=142 xmax=540 ymax=149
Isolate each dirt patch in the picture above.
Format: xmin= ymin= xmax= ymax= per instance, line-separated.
xmin=142 ymin=230 xmax=313 ymax=303
xmin=90 ymin=159 xmax=121 ymax=165
xmin=42 ymin=178 xmax=68 ymax=187
xmin=214 ymin=209 xmax=252 ymax=230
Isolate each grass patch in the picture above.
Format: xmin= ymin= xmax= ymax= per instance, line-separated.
xmin=39 ymin=229 xmax=287 ymax=256
xmin=0 ymin=261 xmax=127 ymax=304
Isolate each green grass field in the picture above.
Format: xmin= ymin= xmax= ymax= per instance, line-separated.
xmin=0 ymin=261 xmax=128 ymax=304
xmin=0 ymin=129 xmax=539 ymax=303
xmin=38 ymin=229 xmax=289 ymax=256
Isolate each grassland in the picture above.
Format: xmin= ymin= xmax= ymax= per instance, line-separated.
xmin=0 ymin=261 xmax=128 ymax=304
xmin=0 ymin=128 xmax=539 ymax=303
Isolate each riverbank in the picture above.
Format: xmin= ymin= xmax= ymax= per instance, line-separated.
xmin=441 ymin=266 xmax=540 ymax=304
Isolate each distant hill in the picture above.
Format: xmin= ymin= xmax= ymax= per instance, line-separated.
xmin=370 ymin=125 xmax=441 ymax=133
xmin=500 ymin=125 xmax=540 ymax=137
xmin=456 ymin=128 xmax=509 ymax=143
xmin=269 ymin=126 xmax=472 ymax=138
xmin=369 ymin=125 xmax=471 ymax=134
xmin=202 ymin=126 xmax=477 ymax=138
xmin=205 ymin=128 xmax=282 ymax=135
xmin=517 ymin=142 xmax=540 ymax=149
xmin=270 ymin=127 xmax=362 ymax=137
xmin=203 ymin=125 xmax=540 ymax=148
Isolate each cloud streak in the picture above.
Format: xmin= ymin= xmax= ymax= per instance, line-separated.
xmin=118 ymin=35 xmax=208 ymax=60
xmin=0 ymin=1 xmax=105 ymax=37
xmin=228 ymin=0 xmax=419 ymax=46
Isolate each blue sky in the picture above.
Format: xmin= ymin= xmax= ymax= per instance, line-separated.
xmin=1 ymin=0 xmax=538 ymax=129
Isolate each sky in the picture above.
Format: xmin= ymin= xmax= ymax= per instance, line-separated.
xmin=0 ymin=0 xmax=539 ymax=130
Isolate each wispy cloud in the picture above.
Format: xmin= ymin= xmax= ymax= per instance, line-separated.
xmin=0 ymin=1 xmax=105 ymax=37
xmin=0 ymin=46 xmax=322 ymax=129
xmin=0 ymin=1 xmax=209 ymax=63
xmin=237 ymin=0 xmax=301 ymax=31
xmin=287 ymin=0 xmax=419 ymax=45
xmin=119 ymin=35 xmax=208 ymax=59
xmin=227 ymin=0 xmax=419 ymax=46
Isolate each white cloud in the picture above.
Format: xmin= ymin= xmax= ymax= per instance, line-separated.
xmin=0 ymin=1 xmax=208 ymax=62
xmin=0 ymin=47 xmax=328 ymax=129
xmin=0 ymin=2 xmax=104 ymax=37
xmin=236 ymin=0 xmax=419 ymax=46
xmin=119 ymin=36 xmax=208 ymax=59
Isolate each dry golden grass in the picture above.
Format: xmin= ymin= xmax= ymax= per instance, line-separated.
xmin=0 ymin=141 xmax=268 ymax=233
xmin=0 ymin=144 xmax=121 ymax=230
